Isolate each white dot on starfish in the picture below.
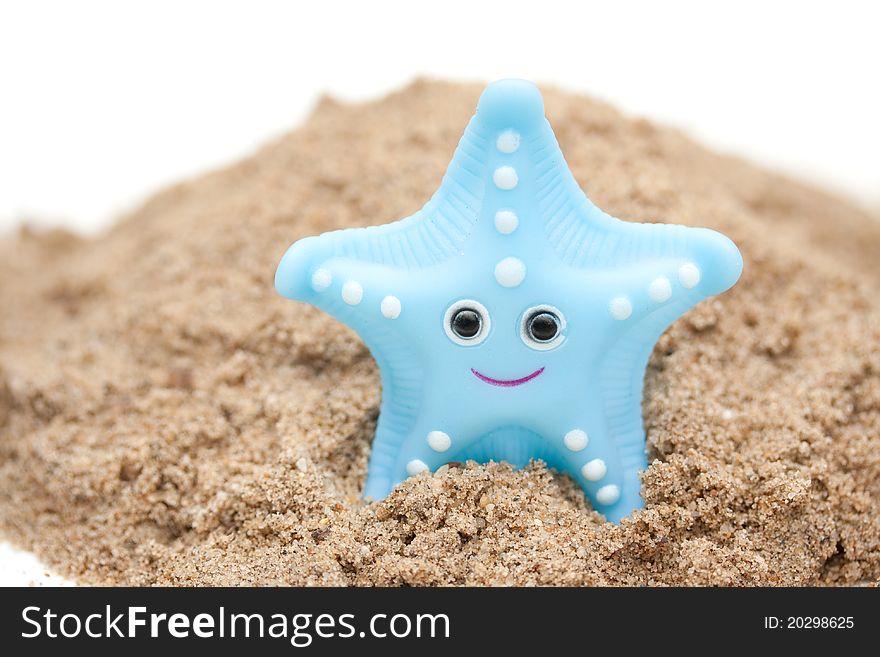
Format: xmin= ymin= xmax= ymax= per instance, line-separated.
xmin=493 ymin=166 xmax=518 ymax=190
xmin=596 ymin=484 xmax=621 ymax=505
xmin=610 ymin=296 xmax=632 ymax=320
xmin=341 ymin=280 xmax=363 ymax=305
xmin=380 ymin=295 xmax=401 ymax=319
xmin=311 ymin=268 xmax=332 ymax=292
xmin=494 ymin=257 xmax=526 ymax=287
xmin=678 ymin=262 xmax=701 ymax=288
xmin=581 ymin=459 xmax=607 ymax=481
xmin=563 ymin=429 xmax=588 ymax=452
xmin=648 ymin=276 xmax=672 ymax=303
xmin=406 ymin=459 xmax=429 ymax=476
xmin=426 ymin=431 xmax=451 ymax=452
xmin=494 ymin=210 xmax=519 ymax=234
xmin=496 ymin=130 xmax=521 ymax=153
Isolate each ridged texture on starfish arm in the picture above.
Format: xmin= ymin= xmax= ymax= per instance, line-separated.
xmin=275 ymin=79 xmax=742 ymax=523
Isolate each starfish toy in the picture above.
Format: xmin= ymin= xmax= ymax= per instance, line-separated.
xmin=275 ymin=80 xmax=742 ymax=522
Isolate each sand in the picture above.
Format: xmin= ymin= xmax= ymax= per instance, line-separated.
xmin=1 ymin=80 xmax=878 ymax=586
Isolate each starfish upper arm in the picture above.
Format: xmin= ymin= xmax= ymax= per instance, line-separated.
xmin=275 ymin=102 xmax=500 ymax=297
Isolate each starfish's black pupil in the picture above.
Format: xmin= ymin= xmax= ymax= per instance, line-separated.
xmin=452 ymin=309 xmax=481 ymax=339
xmin=528 ymin=312 xmax=559 ymax=342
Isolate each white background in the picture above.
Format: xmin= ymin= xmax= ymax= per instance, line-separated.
xmin=0 ymin=0 xmax=878 ymax=583
xmin=1 ymin=0 xmax=878 ymax=236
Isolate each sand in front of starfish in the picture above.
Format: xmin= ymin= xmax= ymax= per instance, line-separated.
xmin=0 ymin=80 xmax=878 ymax=585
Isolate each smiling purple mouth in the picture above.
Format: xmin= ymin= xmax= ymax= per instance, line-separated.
xmin=471 ymin=367 xmax=545 ymax=388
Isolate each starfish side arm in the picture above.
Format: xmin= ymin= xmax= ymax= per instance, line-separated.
xmin=534 ymin=119 xmax=743 ymax=292
xmin=594 ymin=224 xmax=742 ymax=326
xmin=277 ymin=234 xmax=430 ymax=503
xmin=549 ymin=223 xmax=742 ymax=522
xmin=275 ymin=232 xmax=413 ymax=328
xmin=585 ymin=224 xmax=741 ymax=520
xmin=594 ymin=294 xmax=701 ymax=511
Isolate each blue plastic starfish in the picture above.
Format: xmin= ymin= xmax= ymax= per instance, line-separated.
xmin=275 ymin=80 xmax=742 ymax=522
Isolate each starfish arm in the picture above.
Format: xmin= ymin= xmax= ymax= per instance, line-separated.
xmin=528 ymin=407 xmax=642 ymax=523
xmin=367 ymin=418 xmax=450 ymax=498
xmin=586 ymin=223 xmax=742 ymax=327
xmin=364 ymin=388 xmax=496 ymax=498
xmin=566 ymin=224 xmax=741 ymax=511
xmin=277 ymin=240 xmax=430 ymax=494
xmin=363 ymin=407 xmax=417 ymax=500
xmin=274 ymin=98 xmax=498 ymax=293
xmin=275 ymin=235 xmax=409 ymax=331
xmin=594 ymin=296 xmax=692 ymax=500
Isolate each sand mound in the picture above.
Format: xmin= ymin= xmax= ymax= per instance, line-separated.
xmin=1 ymin=80 xmax=878 ymax=585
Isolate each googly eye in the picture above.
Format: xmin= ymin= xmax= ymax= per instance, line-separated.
xmin=444 ymin=299 xmax=491 ymax=346
xmin=520 ymin=305 xmax=566 ymax=351
xmin=452 ymin=309 xmax=481 ymax=338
